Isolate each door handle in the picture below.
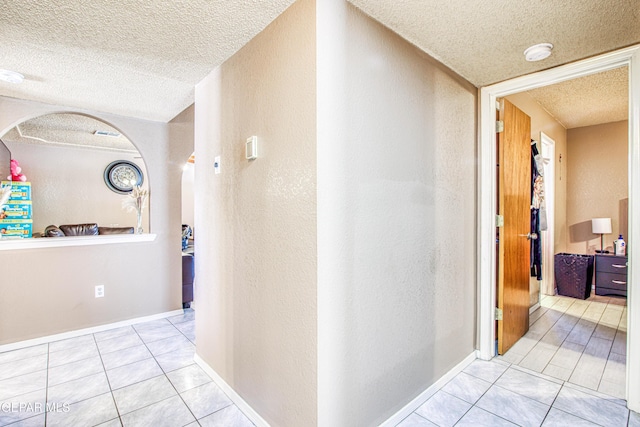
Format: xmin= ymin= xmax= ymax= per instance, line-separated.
xmin=518 ymin=233 xmax=538 ymax=240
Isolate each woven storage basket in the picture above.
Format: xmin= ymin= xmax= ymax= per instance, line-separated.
xmin=554 ymin=253 xmax=594 ymax=299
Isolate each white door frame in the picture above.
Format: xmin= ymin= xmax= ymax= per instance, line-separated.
xmin=540 ymin=132 xmax=555 ymax=296
xmin=477 ymin=44 xmax=640 ymax=410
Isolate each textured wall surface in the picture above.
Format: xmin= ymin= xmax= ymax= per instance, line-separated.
xmin=566 ymin=121 xmax=628 ymax=254
xmin=0 ymin=97 xmax=194 ymax=345
xmin=181 ymin=162 xmax=195 ymax=230
xmin=3 ymin=138 xmax=149 ymax=234
xmin=194 ymin=0 xmax=317 ymax=425
xmin=506 ymin=92 xmax=568 ymax=303
xmin=317 ymin=2 xmax=477 ymax=425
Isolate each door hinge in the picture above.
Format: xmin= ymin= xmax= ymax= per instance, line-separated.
xmin=495 ymin=214 xmax=504 ymax=227
xmin=496 ymin=120 xmax=504 ymax=133
xmin=495 ymin=308 xmax=503 ymax=321
xmin=496 ymin=100 xmax=501 ymax=111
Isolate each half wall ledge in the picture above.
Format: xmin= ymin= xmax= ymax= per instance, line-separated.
xmin=0 ymin=233 xmax=157 ymax=251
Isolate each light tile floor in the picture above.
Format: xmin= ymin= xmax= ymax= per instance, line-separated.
xmin=0 ymin=309 xmax=255 ymax=427
xmin=397 ymin=293 xmax=638 ymax=427
xmin=2 ymin=296 xmax=637 ymax=426
xmin=502 ymin=293 xmax=627 ymax=398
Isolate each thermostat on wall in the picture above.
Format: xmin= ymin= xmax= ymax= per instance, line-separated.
xmin=246 ymin=136 xmax=258 ymax=160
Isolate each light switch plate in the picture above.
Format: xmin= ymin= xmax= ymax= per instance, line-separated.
xmin=246 ymin=136 xmax=258 ymax=160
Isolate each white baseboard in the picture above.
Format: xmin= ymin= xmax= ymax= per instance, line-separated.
xmin=378 ymin=351 xmax=479 ymax=427
xmin=0 ymin=309 xmax=185 ymax=353
xmin=194 ymin=353 xmax=270 ymax=427
xmin=529 ymin=302 xmax=541 ymax=314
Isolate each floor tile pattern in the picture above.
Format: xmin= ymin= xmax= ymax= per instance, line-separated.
xmin=398 ymin=294 xmax=638 ymax=426
xmin=2 ymin=297 xmax=638 ymax=426
xmin=0 ymin=309 xmax=254 ymax=427
xmin=502 ymin=294 xmax=627 ymax=398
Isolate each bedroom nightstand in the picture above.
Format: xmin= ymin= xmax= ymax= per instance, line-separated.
xmin=595 ymin=254 xmax=628 ymax=297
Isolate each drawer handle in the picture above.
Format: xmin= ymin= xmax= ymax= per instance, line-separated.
xmin=612 ymin=264 xmax=626 ymax=268
xmin=612 ymin=280 xmax=627 ymax=285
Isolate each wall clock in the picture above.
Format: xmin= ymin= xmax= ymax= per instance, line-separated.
xmin=103 ymin=160 xmax=144 ymax=194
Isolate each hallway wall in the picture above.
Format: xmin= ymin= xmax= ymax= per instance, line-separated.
xmin=194 ymin=1 xmax=317 ymax=425
xmin=317 ymin=1 xmax=477 ymax=425
xmin=195 ymin=0 xmax=477 ymax=425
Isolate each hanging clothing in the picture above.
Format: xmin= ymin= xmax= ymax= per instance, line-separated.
xmin=532 ymin=142 xmax=548 ymax=231
xmin=531 ymin=141 xmax=543 ymax=280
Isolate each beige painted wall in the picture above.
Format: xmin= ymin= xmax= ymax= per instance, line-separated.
xmin=194 ymin=0 xmax=317 ymax=425
xmin=3 ymin=137 xmax=149 ymax=234
xmin=181 ymin=162 xmax=195 ymax=232
xmin=317 ymin=2 xmax=477 ymax=426
xmin=0 ymin=97 xmax=194 ymax=345
xmin=566 ymin=120 xmax=628 ymax=254
xmin=506 ymin=92 xmax=568 ymax=305
xmin=196 ymin=0 xmax=476 ymax=424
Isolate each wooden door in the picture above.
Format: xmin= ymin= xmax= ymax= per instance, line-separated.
xmin=497 ymin=98 xmax=531 ymax=355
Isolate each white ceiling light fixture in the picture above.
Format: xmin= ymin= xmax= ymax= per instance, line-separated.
xmin=0 ymin=69 xmax=24 ymax=84
xmin=524 ymin=43 xmax=554 ymax=62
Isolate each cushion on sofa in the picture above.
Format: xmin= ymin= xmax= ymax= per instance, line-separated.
xmin=98 ymin=226 xmax=134 ymax=235
xmin=44 ymin=225 xmax=65 ymax=237
xmin=59 ymin=223 xmax=99 ymax=236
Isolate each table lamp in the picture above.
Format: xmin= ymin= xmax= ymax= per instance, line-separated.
xmin=592 ymin=218 xmax=612 ymax=253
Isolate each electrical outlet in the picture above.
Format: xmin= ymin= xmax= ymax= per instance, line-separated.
xmin=95 ymin=285 xmax=105 ymax=298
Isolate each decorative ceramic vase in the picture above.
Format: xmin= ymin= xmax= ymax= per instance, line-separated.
xmin=136 ymin=209 xmax=143 ymax=234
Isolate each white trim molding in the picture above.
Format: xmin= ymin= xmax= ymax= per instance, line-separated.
xmin=478 ymin=44 xmax=640 ymax=411
xmin=194 ymin=353 xmax=271 ymax=427
xmin=0 ymin=308 xmax=183 ymax=353
xmin=540 ymin=132 xmax=556 ymax=297
xmin=0 ymin=233 xmax=157 ymax=251
xmin=378 ymin=351 xmax=478 ymax=427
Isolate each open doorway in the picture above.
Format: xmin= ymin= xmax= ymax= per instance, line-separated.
xmin=478 ymin=45 xmax=640 ymax=411
xmin=181 ymin=153 xmax=195 ymax=308
xmin=497 ymin=70 xmax=629 ymax=398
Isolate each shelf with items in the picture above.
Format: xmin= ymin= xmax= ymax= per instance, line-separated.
xmin=0 ymin=181 xmax=33 ymax=239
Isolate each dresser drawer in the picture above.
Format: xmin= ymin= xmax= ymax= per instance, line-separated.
xmin=596 ymin=256 xmax=628 ymax=274
xmin=595 ymin=272 xmax=627 ymax=291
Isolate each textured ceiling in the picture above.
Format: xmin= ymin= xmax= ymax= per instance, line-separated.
xmin=0 ymin=0 xmax=637 ymax=126
xmin=2 ymin=114 xmax=137 ymax=153
xmin=0 ymin=0 xmax=296 ymax=122
xmin=526 ymin=67 xmax=628 ymax=129
xmin=350 ymin=0 xmax=640 ymax=86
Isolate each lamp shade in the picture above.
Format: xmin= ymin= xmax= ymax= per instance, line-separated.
xmin=592 ymin=218 xmax=612 ymax=234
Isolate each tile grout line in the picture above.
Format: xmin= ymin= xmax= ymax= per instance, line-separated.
xmin=145 ymin=316 xmax=201 ymax=424
xmin=562 ymin=303 xmax=602 ymax=390
xmin=91 ymin=332 xmax=123 ymax=426
xmin=44 ymin=343 xmax=49 ymax=427
xmin=128 ymin=312 xmax=205 ymax=424
xmin=521 ymin=296 xmax=624 ymax=394
xmin=452 ymin=368 xmax=521 ymax=427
